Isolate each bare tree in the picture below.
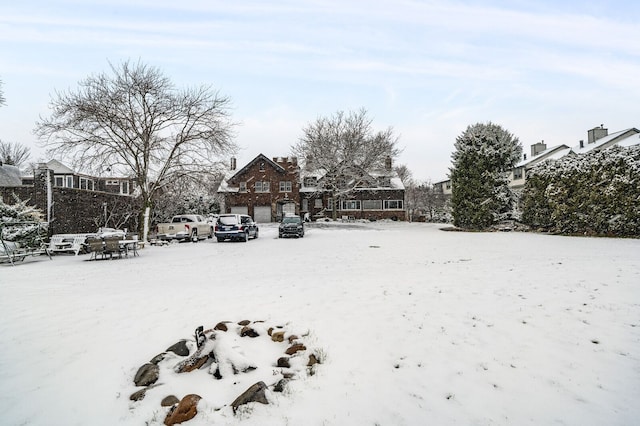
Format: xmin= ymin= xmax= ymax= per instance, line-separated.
xmin=35 ymin=60 xmax=238 ymax=242
xmin=292 ymin=108 xmax=401 ymax=219
xmin=0 ymin=140 xmax=31 ymax=166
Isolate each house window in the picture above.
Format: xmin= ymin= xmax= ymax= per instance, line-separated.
xmin=384 ymin=200 xmax=403 ymax=210
xmin=279 ymin=181 xmax=292 ymax=192
xmin=445 ymin=181 xmax=452 ymax=190
xmin=341 ymin=200 xmax=361 ymax=210
xmin=66 ymin=176 xmax=74 ymax=188
xmin=106 ymin=180 xmax=119 ymax=186
xmin=259 ymin=162 xmax=265 ymax=171
xmin=54 ymin=176 xmax=64 ymax=187
xmin=239 ymin=182 xmax=247 ymax=192
xmin=327 ymin=198 xmax=334 ymax=210
xmin=314 ymin=198 xmax=323 ymax=208
xmin=514 ymin=167 xmax=524 ymax=180
xmin=302 ymin=199 xmax=309 ymax=211
xmin=304 ymin=177 xmax=317 ymax=187
xmin=79 ymin=177 xmax=94 ymax=190
xmin=363 ymin=199 xmax=382 ymax=210
xmin=254 ymin=181 xmax=270 ymax=192
xmin=121 ymin=181 xmax=129 ymax=195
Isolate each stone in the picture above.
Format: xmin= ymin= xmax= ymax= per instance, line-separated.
xmin=273 ymin=378 xmax=289 ymax=393
xmin=287 ymin=335 xmax=299 ymax=343
xmin=166 ymin=340 xmax=189 ymax=357
xmin=130 ymin=388 xmax=147 ymax=401
xmin=161 ymin=395 xmax=180 ymax=407
xmin=307 ymin=354 xmax=318 ymax=367
xmin=164 ymin=394 xmax=201 ymax=426
xmin=285 ymin=343 xmax=306 ymax=355
xmin=231 ymin=381 xmax=269 ymax=413
xmin=276 ymin=357 xmax=290 ymax=368
xmin=238 ymin=320 xmax=251 ymax=326
xmin=214 ymin=322 xmax=228 ymax=331
xmin=271 ymin=331 xmax=285 ymax=342
xmin=240 ymin=326 xmax=259 ymax=338
xmin=134 ymin=363 xmax=160 ymax=387
xmin=176 ymin=355 xmax=209 ymax=373
xmin=150 ymin=353 xmax=166 ymax=365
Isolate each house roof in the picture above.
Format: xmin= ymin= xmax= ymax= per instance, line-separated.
xmin=571 ymin=128 xmax=639 ymax=155
xmin=228 ymin=154 xmax=285 ymax=182
xmin=516 ymin=144 xmax=571 ymax=168
xmin=218 ymin=153 xmax=289 ymax=192
xmin=46 ymin=159 xmax=74 ymax=174
xmin=0 ymin=163 xmax=23 ymax=186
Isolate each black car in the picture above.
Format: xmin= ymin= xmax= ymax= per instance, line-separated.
xmin=279 ymin=215 xmax=305 ymax=238
xmin=214 ymin=214 xmax=259 ymax=242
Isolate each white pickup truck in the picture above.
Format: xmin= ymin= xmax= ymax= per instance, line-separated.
xmin=155 ymin=214 xmax=213 ymax=242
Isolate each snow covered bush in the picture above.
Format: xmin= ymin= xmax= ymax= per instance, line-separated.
xmin=0 ymin=194 xmax=46 ymax=244
xmin=521 ymin=145 xmax=640 ymax=237
xmin=450 ymin=122 xmax=522 ymax=229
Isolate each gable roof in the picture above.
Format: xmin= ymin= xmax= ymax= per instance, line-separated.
xmin=227 ymin=153 xmax=286 ymax=184
xmin=571 ymin=128 xmax=639 ymax=154
xmin=46 ymin=159 xmax=75 ymax=174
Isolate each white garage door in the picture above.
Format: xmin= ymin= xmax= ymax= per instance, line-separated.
xmin=254 ymin=206 xmax=272 ymax=223
xmin=230 ymin=206 xmax=248 ymax=215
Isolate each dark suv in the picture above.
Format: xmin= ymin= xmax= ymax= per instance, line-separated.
xmin=214 ymin=214 xmax=259 ymax=242
xmin=279 ymin=215 xmax=305 ymax=238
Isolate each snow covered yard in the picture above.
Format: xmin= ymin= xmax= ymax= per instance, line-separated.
xmin=1 ymin=221 xmax=639 ymax=426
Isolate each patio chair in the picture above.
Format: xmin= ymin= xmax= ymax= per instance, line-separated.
xmin=104 ymin=236 xmax=125 ymax=259
xmin=86 ymin=237 xmax=105 ymax=260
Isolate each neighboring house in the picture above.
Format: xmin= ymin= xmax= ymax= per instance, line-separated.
xmin=433 ymin=179 xmax=452 ymax=195
xmin=437 ymin=125 xmax=640 ymax=192
xmin=300 ymin=157 xmax=406 ymax=221
xmin=218 ymin=154 xmax=300 ymax=222
xmin=40 ymin=159 xmax=135 ymax=195
xmin=218 ymin=154 xmax=407 ymax=222
xmin=1 ymin=160 xmax=139 ymax=235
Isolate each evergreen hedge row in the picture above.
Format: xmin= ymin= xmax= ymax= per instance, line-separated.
xmin=521 ymin=145 xmax=640 ymax=237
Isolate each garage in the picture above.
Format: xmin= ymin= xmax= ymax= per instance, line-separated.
xmin=253 ymin=206 xmax=272 ymax=223
xmin=230 ymin=206 xmax=248 ymax=215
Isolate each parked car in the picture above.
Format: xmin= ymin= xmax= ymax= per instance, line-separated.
xmin=156 ymin=214 xmax=212 ymax=242
xmin=214 ymin=214 xmax=259 ymax=242
xmin=279 ymin=215 xmax=305 ymax=238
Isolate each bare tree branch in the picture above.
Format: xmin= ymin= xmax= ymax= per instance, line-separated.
xmin=0 ymin=140 xmax=31 ymax=166
xmin=35 ymin=59 xmax=238 ymax=241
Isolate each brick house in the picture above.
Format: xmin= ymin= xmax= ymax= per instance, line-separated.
xmin=300 ymin=157 xmax=406 ymax=221
xmin=218 ymin=154 xmax=300 ymax=222
xmin=219 ymin=154 xmax=406 ymax=222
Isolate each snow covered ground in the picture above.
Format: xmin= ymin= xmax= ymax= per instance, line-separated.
xmin=1 ymin=221 xmax=639 ymax=426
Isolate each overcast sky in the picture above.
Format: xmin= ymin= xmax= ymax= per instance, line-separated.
xmin=1 ymin=0 xmax=639 ymax=182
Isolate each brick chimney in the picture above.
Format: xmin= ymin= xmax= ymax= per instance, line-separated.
xmin=530 ymin=141 xmax=547 ymax=157
xmin=587 ymin=125 xmax=608 ymax=144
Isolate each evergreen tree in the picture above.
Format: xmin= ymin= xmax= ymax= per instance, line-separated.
xmin=0 ymin=195 xmax=45 ymax=245
xmin=450 ymin=122 xmax=522 ymax=229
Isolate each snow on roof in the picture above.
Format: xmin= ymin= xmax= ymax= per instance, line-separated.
xmin=571 ymin=128 xmax=638 ymax=154
xmin=45 ymin=159 xmax=74 ymax=174
xmin=515 ymin=144 xmax=571 ymax=168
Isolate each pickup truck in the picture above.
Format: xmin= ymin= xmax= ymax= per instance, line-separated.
xmin=156 ymin=215 xmax=213 ymax=242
